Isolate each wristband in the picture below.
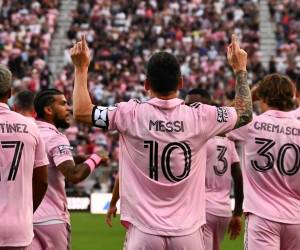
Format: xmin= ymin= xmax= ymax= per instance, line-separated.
xmin=84 ymin=154 xmax=102 ymax=172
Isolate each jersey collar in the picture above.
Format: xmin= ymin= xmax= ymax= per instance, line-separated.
xmin=0 ymin=102 xmax=10 ymax=110
xmin=146 ymin=98 xmax=184 ymax=109
xmin=36 ymin=120 xmax=58 ymax=132
xmin=264 ymin=109 xmax=295 ymax=119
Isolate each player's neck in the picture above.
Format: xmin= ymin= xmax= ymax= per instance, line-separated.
xmin=20 ymin=111 xmax=35 ymax=118
xmin=0 ymin=98 xmax=8 ymax=105
xmin=37 ymin=117 xmax=55 ymax=126
xmin=150 ymin=91 xmax=178 ymax=100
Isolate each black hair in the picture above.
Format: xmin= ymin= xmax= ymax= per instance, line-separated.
xmin=188 ymin=88 xmax=212 ymax=104
xmin=296 ymin=75 xmax=300 ymax=93
xmin=146 ymin=52 xmax=181 ymax=95
xmin=34 ymin=89 xmax=63 ymax=118
xmin=14 ymin=90 xmax=35 ymax=111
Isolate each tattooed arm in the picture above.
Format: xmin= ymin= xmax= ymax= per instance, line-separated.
xmin=227 ymin=35 xmax=253 ymax=128
xmin=234 ymin=71 xmax=253 ymax=128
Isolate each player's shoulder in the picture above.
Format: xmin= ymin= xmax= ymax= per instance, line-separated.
xmin=113 ymin=98 xmax=145 ymax=112
xmin=7 ymin=110 xmax=38 ymax=129
xmin=290 ymin=107 xmax=300 ymax=120
xmin=36 ymin=121 xmax=68 ymax=142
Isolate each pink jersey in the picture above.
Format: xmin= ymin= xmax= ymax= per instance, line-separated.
xmin=291 ymin=107 xmax=300 ymax=120
xmin=205 ymin=136 xmax=240 ymax=217
xmin=92 ymin=98 xmax=237 ymax=236
xmin=33 ymin=120 xmax=73 ymax=224
xmin=0 ymin=103 xmax=48 ymax=247
xmin=227 ymin=110 xmax=300 ymax=224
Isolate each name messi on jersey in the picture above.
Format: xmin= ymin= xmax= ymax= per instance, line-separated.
xmin=149 ymin=120 xmax=184 ymax=132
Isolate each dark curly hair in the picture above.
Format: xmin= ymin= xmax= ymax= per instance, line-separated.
xmin=257 ymin=73 xmax=295 ymax=111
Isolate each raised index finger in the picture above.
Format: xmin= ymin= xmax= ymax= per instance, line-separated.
xmin=81 ymin=34 xmax=87 ymax=48
xmin=231 ymin=34 xmax=240 ymax=53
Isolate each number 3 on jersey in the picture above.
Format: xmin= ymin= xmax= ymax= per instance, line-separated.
xmin=213 ymin=145 xmax=228 ymax=176
xmin=0 ymin=141 xmax=24 ymax=181
xmin=144 ymin=141 xmax=191 ymax=182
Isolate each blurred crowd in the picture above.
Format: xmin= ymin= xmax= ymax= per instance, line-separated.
xmin=268 ymin=0 xmax=300 ymax=80
xmin=0 ymin=0 xmax=58 ymax=97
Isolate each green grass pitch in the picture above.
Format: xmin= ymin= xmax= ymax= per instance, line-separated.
xmin=71 ymin=212 xmax=244 ymax=250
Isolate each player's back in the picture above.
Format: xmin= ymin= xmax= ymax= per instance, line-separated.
xmin=105 ymin=98 xmax=237 ymax=235
xmin=205 ymin=136 xmax=239 ymax=217
xmin=0 ymin=103 xmax=42 ymax=246
xmin=33 ymin=120 xmax=71 ymax=224
xmin=228 ymin=110 xmax=300 ymax=224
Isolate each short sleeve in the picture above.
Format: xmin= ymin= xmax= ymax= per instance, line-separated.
xmin=48 ymin=134 xmax=74 ymax=167
xmin=91 ymin=100 xmax=138 ymax=132
xmin=92 ymin=105 xmax=118 ymax=130
xmin=229 ymin=141 xmax=240 ymax=164
xmin=34 ymin=133 xmax=49 ymax=168
xmin=226 ymin=124 xmax=249 ymax=142
xmin=199 ymin=104 xmax=237 ymax=139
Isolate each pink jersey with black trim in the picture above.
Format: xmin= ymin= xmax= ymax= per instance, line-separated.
xmin=33 ymin=120 xmax=73 ymax=224
xmin=0 ymin=103 xmax=48 ymax=247
xmin=92 ymin=98 xmax=237 ymax=236
xmin=228 ymin=110 xmax=300 ymax=224
xmin=205 ymin=136 xmax=240 ymax=217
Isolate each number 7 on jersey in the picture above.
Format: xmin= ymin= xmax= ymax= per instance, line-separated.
xmin=1 ymin=141 xmax=24 ymax=181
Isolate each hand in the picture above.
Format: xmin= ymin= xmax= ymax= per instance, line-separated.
xmin=96 ymin=150 xmax=109 ymax=166
xmin=70 ymin=34 xmax=90 ymax=70
xmin=228 ymin=215 xmax=242 ymax=240
xmin=105 ymin=205 xmax=117 ymax=227
xmin=227 ymin=34 xmax=247 ymax=73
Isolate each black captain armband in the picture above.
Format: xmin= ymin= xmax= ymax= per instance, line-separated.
xmin=92 ymin=105 xmax=116 ymax=129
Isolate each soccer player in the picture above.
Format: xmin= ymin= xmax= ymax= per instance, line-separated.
xmin=185 ymin=89 xmax=243 ymax=250
xmin=30 ymin=89 xmax=108 ymax=250
xmin=227 ymin=74 xmax=300 ymax=250
xmin=70 ymin=34 xmax=252 ymax=249
xmin=0 ymin=65 xmax=48 ymax=249
xmin=13 ymin=90 xmax=36 ymax=118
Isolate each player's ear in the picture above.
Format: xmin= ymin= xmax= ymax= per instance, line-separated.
xmin=44 ymin=106 xmax=53 ymax=116
xmin=144 ymin=79 xmax=150 ymax=91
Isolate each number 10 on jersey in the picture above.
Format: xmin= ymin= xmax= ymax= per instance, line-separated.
xmin=144 ymin=141 xmax=192 ymax=183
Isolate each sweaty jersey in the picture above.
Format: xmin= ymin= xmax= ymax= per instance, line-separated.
xmin=0 ymin=103 xmax=48 ymax=247
xmin=92 ymin=98 xmax=237 ymax=236
xmin=227 ymin=110 xmax=300 ymax=224
xmin=33 ymin=120 xmax=73 ymax=225
xmin=205 ymin=136 xmax=240 ymax=217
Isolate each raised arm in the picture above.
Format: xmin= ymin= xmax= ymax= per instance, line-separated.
xmin=227 ymin=35 xmax=253 ymax=128
xmin=70 ymin=35 xmax=94 ymax=124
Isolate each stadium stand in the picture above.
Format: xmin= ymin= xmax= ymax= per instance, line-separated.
xmin=268 ymin=0 xmax=300 ymax=80
xmin=0 ymin=0 xmax=59 ymax=95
